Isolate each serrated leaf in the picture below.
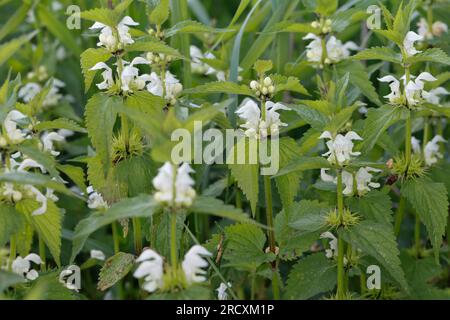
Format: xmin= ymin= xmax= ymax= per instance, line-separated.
xmin=17 ymin=199 xmax=62 ymax=266
xmin=15 ymin=142 xmax=60 ymax=178
xmin=373 ymin=29 xmax=403 ymax=46
xmin=406 ymin=48 xmax=450 ymax=66
xmin=253 ymin=59 xmax=273 ymax=75
xmin=342 ymin=221 xmax=408 ymax=291
xmin=347 ymin=190 xmax=393 ymax=226
xmin=284 ymin=253 xmax=337 ymax=299
xmin=150 ymin=0 xmax=170 ymax=25
xmin=80 ymin=8 xmax=118 ymax=27
xmin=275 ymin=156 xmax=331 ymax=177
xmin=71 ymin=195 xmax=159 ymax=262
xmin=289 ymin=104 xmax=328 ymax=129
xmin=98 ymin=252 xmax=135 ymax=291
xmin=85 ymin=93 xmax=120 ymax=174
xmin=57 ymin=164 xmax=86 ymax=192
xmin=190 ymin=196 xmax=253 ymax=224
xmin=164 ymin=20 xmax=231 ymax=37
xmin=80 ymin=48 xmax=112 ymax=93
xmin=183 ymin=81 xmax=255 ymax=96
xmin=0 ymin=204 xmax=25 ymax=247
xmin=402 ymin=178 xmax=449 ymax=261
xmin=351 ymin=47 xmax=402 ymax=64
xmin=315 ymin=0 xmax=338 ymax=16
xmin=126 ymin=40 xmax=184 ymax=58
xmin=273 ymin=75 xmax=309 ymax=95
xmin=34 ymin=118 xmax=86 ymax=133
xmin=224 ymin=223 xmax=271 ymax=271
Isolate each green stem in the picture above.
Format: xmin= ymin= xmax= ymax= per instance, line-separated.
xmin=8 ymin=235 xmax=17 ymax=272
xmin=39 ymin=234 xmax=46 ymax=271
xmin=132 ymin=217 xmax=143 ymax=254
xmin=394 ymin=196 xmax=406 ymax=237
xmin=170 ymin=212 xmax=178 ymax=267
xmin=336 ymin=170 xmax=346 ymax=300
xmin=112 ymin=222 xmax=120 ymax=254
xmin=414 ymin=211 xmax=421 ymax=257
xmin=271 ymin=271 xmax=280 ymax=300
xmin=250 ymin=272 xmax=256 ymax=300
xmin=360 ymin=268 xmax=367 ymax=296
xmin=405 ymin=112 xmax=412 ymax=165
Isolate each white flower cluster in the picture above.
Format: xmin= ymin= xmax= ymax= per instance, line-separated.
xmin=11 ymin=253 xmax=42 ymax=281
xmin=417 ymin=18 xmax=448 ymax=40
xmin=86 ymin=186 xmax=109 ymax=210
xmin=311 ymin=18 xmax=333 ymax=34
xmin=190 ymin=46 xmax=228 ymax=82
xmin=378 ymin=72 xmax=441 ymax=106
xmin=146 ymin=71 xmax=183 ymax=105
xmin=90 ymin=16 xmax=138 ymax=52
xmin=216 ymin=282 xmax=232 ymax=300
xmin=18 ymin=77 xmax=66 ymax=108
xmin=249 ymin=77 xmax=275 ymax=100
xmin=303 ymin=33 xmax=358 ymax=65
xmin=411 ymin=135 xmax=446 ymax=166
xmin=146 ymin=52 xmax=174 ymax=66
xmin=320 ymin=232 xmax=348 ymax=265
xmin=152 ymin=162 xmax=196 ymax=208
xmin=133 ymin=245 xmax=211 ymax=293
xmin=236 ymin=98 xmax=290 ymax=139
xmin=319 ymin=131 xmax=362 ymax=166
xmin=321 ymin=167 xmax=381 ymax=196
xmin=0 ymin=110 xmax=28 ymax=145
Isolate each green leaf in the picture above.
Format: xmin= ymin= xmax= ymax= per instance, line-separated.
xmin=275 ymin=156 xmax=331 ymax=177
xmin=284 ymin=253 xmax=337 ymax=299
xmin=150 ymin=0 xmax=170 ymax=25
xmin=373 ymin=29 xmax=403 ymax=46
xmin=71 ymin=195 xmax=159 ymax=262
xmin=57 ymin=164 xmax=86 ymax=192
xmin=359 ymin=105 xmax=407 ymax=154
xmin=315 ymin=0 xmax=338 ymax=16
xmin=0 ymin=204 xmax=24 ymax=247
xmin=406 ymin=48 xmax=450 ymax=66
xmin=190 ymin=196 xmax=253 ymax=224
xmin=253 ymin=59 xmax=273 ymax=75
xmin=0 ymin=172 xmax=78 ymax=198
xmin=17 ymin=199 xmax=63 ymax=266
xmin=98 ymin=252 xmax=135 ymax=291
xmin=342 ymin=221 xmax=408 ymax=291
xmin=80 ymin=8 xmax=118 ymax=27
xmin=274 ymin=137 xmax=301 ymax=209
xmin=183 ymin=81 xmax=255 ymax=96
xmin=347 ymin=190 xmax=393 ymax=226
xmin=164 ymin=20 xmax=230 ymax=37
xmin=126 ymin=40 xmax=184 ymax=59
xmin=149 ymin=285 xmax=211 ymax=300
xmin=273 ymin=75 xmax=309 ymax=96
xmin=34 ymin=118 xmax=86 ymax=133
xmin=0 ymin=270 xmax=24 ymax=292
xmin=0 ymin=2 xmax=31 ymax=41
xmin=0 ymin=31 xmax=37 ymax=66
xmin=351 ymin=47 xmax=402 ymax=64
xmin=228 ymin=137 xmax=259 ymax=215
xmin=269 ymin=21 xmax=315 ymax=34
xmin=275 ymin=200 xmax=329 ymax=261
xmin=37 ymin=4 xmax=81 ymax=55
xmin=85 ymin=93 xmax=120 ymax=174
xmin=80 ymin=48 xmax=113 ymax=93
xmin=289 ymin=104 xmax=328 ymax=129
xmin=16 ymin=142 xmax=60 ymax=178
xmin=402 ymin=178 xmax=449 ymax=261
xmin=223 ymin=223 xmax=272 ymax=271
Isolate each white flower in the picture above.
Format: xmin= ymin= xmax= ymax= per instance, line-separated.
xmin=41 ymin=132 xmax=65 ymax=156
xmin=319 ymin=131 xmax=362 ymax=165
xmin=182 ymin=245 xmax=212 ymax=284
xmin=355 ymin=167 xmax=382 ymax=195
xmin=120 ymin=57 xmax=151 ymax=93
xmin=417 ymin=18 xmax=448 ymax=39
xmin=2 ymin=183 xmax=22 ymax=202
xmin=190 ymin=45 xmax=216 ymax=75
xmin=90 ymin=16 xmax=138 ymax=51
xmin=146 ymin=71 xmax=183 ymax=104
xmin=90 ymin=249 xmax=106 ymax=261
xmin=411 ymin=136 xmax=422 ymax=154
xmin=216 ymin=282 xmax=232 ymax=300
xmin=90 ymin=62 xmax=114 ymax=90
xmin=43 ymin=79 xmax=65 ymax=107
xmin=17 ymin=158 xmax=46 ymax=173
xmin=86 ymin=186 xmax=108 ymax=210
xmin=303 ymin=33 xmax=358 ymax=64
xmin=235 ymin=98 xmax=290 ymax=139
xmin=18 ymin=83 xmax=41 ymax=102
xmin=153 ymin=162 xmax=196 ymax=207
xmin=25 ymin=185 xmax=47 ymax=215
xmin=134 ymin=249 xmax=164 ymax=293
xmin=424 ymin=135 xmax=446 ymax=166
xmin=403 ymin=31 xmax=423 ymax=57
xmin=378 ymin=75 xmax=401 ymax=104
xmin=12 ymin=254 xmax=42 ymax=280
xmin=422 ymin=87 xmax=449 ymax=104
xmin=320 ymin=232 xmax=338 ymax=259
xmin=3 ymin=110 xmax=27 ymax=144
xmin=59 ymin=266 xmax=80 ymax=291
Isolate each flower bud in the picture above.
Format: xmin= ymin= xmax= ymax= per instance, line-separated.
xmin=0 ymin=136 xmax=7 ymax=147
xmin=268 ymin=85 xmax=275 ymax=93
xmin=324 ymin=58 xmax=331 ymax=64
xmin=250 ymin=80 xmax=259 ymax=90
xmin=325 ymin=19 xmax=332 ymax=26
xmin=13 ymin=192 xmax=22 ymax=202
xmin=311 ymin=21 xmax=320 ymax=28
xmin=262 ymin=87 xmax=268 ymax=95
xmin=263 ymin=77 xmax=272 ymax=86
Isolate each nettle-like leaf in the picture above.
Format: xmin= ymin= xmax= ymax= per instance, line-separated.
xmin=289 ymin=104 xmax=328 ymax=129
xmin=272 ymin=74 xmax=309 ymax=96
xmin=0 ymin=204 xmax=25 ymax=247
xmin=254 ymin=59 xmax=273 ymax=75
xmin=341 ymin=221 xmax=408 ymax=291
xmin=228 ymin=137 xmax=259 ymax=215
xmin=85 ymin=93 xmax=121 ymax=174
xmin=315 ymin=0 xmax=338 ymax=16
xmin=347 ymin=190 xmax=393 ymax=226
xmin=274 ymin=200 xmax=329 ymax=261
xmin=98 ymin=252 xmax=135 ymax=291
xmin=80 ymin=8 xmax=118 ymax=27
xmin=80 ymin=48 xmax=112 ymax=93
xmin=34 ymin=118 xmax=86 ymax=133
xmin=126 ymin=40 xmax=184 ymax=58
xmin=284 ymin=253 xmax=337 ymax=299
xmin=402 ymin=178 xmax=449 ymax=261
xmin=0 ymin=270 xmax=25 ymax=292
xmin=71 ymin=195 xmax=159 ymax=262
xmin=274 ymin=156 xmax=331 ymax=178
xmin=406 ymin=48 xmax=450 ymax=66
xmin=189 ymin=196 xmax=254 ymax=224
xmin=269 ymin=21 xmax=316 ymax=34
xmin=149 ymin=0 xmax=170 ymax=25
xmin=16 ymin=199 xmax=63 ymax=267
xmin=223 ymin=223 xmax=273 ymax=271
xmin=183 ymin=81 xmax=255 ymax=97
xmin=358 ymin=105 xmax=408 ymax=154
xmin=164 ymin=20 xmax=231 ymax=38
xmin=351 ymin=47 xmax=402 ymax=64
xmin=57 ymin=164 xmax=86 ymax=192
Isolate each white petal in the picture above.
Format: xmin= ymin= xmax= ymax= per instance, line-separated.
xmin=25 ymin=253 xmax=43 ymax=265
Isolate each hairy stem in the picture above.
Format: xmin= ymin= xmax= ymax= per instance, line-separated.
xmin=336 ymin=169 xmax=346 ymax=300
xmin=405 ymin=111 xmax=412 ymax=165
xmin=415 ymin=211 xmax=421 ymax=257
xmin=112 ymin=221 xmax=120 ymax=254
xmin=170 ymin=212 xmax=178 ymax=267
xmin=394 ymin=196 xmax=406 ymax=237
xmin=132 ymin=217 xmax=143 ymax=254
